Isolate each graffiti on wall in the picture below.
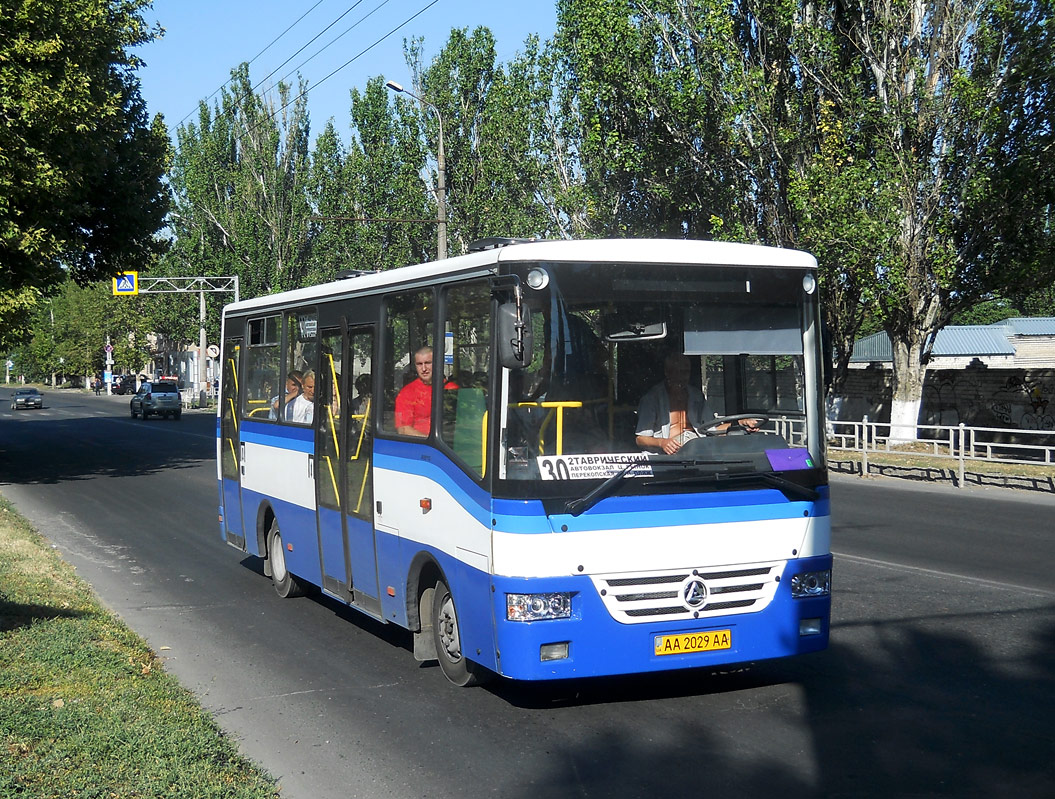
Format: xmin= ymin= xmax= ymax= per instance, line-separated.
xmin=990 ymin=376 xmax=1054 ymax=430
xmin=842 ymin=369 xmax=1055 ymax=430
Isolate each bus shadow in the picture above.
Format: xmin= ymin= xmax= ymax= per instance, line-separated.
xmin=492 ymin=604 xmax=1055 ymax=799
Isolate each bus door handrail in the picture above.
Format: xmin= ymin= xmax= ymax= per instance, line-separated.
xmin=517 ymin=401 xmax=582 ymax=456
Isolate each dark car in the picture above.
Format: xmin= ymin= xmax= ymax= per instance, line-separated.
xmin=11 ymin=387 xmax=43 ymax=410
xmin=112 ymin=375 xmax=137 ymax=395
xmin=130 ymin=381 xmax=182 ymax=420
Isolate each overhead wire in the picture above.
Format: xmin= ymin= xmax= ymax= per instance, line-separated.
xmin=169 ymin=0 xmax=444 ymax=151
xmin=241 ymin=0 xmax=442 ymax=139
xmin=166 ymin=0 xmax=330 ymax=136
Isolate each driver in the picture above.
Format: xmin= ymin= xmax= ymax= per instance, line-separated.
xmin=635 ymin=353 xmax=758 ymax=454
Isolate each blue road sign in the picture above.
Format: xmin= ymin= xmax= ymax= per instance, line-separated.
xmin=112 ymin=272 xmax=139 ymax=295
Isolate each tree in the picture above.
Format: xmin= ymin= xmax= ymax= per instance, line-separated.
xmin=0 ymin=0 xmax=169 ymax=295
xmin=168 ymin=64 xmax=312 ymax=300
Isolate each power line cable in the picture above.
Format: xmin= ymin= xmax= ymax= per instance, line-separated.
xmin=167 ymin=0 xmax=330 ymax=135
xmin=274 ymin=0 xmax=395 ymax=92
xmin=248 ymin=0 xmax=442 ymax=136
xmin=246 ymin=1 xmax=369 ymax=103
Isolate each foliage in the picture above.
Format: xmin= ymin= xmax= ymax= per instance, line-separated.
xmin=0 ymin=0 xmax=169 ymax=296
xmin=168 ymin=64 xmax=312 ymax=301
xmin=12 ymin=279 xmax=152 ymax=382
xmin=413 ymin=28 xmax=553 ymax=251
xmin=23 ymin=7 xmax=1055 ymax=420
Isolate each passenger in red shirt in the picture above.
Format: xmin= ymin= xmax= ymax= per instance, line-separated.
xmin=395 ymin=346 xmax=454 ymax=436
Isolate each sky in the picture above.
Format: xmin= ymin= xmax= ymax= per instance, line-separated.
xmin=136 ymin=0 xmax=559 ymax=143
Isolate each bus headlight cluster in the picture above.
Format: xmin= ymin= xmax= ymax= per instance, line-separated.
xmin=790 ymin=570 xmax=831 ymax=598
xmin=506 ymin=592 xmax=572 ymax=621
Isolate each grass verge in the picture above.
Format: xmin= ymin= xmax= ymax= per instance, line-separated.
xmin=0 ymin=496 xmax=278 ymax=798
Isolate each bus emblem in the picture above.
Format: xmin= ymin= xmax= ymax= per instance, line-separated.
xmin=681 ymin=576 xmax=708 ymax=610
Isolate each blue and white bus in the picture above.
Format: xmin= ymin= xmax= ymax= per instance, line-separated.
xmin=217 ymin=238 xmax=831 ymax=685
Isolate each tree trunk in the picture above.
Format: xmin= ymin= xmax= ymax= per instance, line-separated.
xmin=889 ymin=337 xmax=926 ymax=443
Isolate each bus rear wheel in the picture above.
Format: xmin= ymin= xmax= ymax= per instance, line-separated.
xmin=267 ymin=519 xmax=306 ymax=598
xmin=431 ymin=579 xmax=485 ymax=687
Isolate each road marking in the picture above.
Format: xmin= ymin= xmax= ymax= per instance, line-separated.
xmin=834 ymin=551 xmax=1055 ymax=598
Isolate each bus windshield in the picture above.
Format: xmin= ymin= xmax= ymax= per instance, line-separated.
xmin=497 ymin=259 xmax=822 ymax=495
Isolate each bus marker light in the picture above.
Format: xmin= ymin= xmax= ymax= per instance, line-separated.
xmin=800 ymin=618 xmax=823 ymax=636
xmin=287 ymin=543 xmax=293 ymax=552
xmin=420 ymin=498 xmax=432 ymax=513
xmin=387 ymin=586 xmax=396 ymax=597
xmin=540 ymin=642 xmax=569 ymax=661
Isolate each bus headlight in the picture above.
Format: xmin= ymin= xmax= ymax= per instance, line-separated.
xmin=507 ymin=592 xmax=572 ymax=621
xmin=790 ymin=570 xmax=831 ymax=598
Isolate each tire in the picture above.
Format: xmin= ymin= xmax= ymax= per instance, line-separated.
xmin=130 ymin=405 xmax=137 ymax=418
xmin=431 ymin=579 xmax=485 ymax=687
xmin=267 ymin=518 xmax=306 ymax=598
xmin=174 ymin=409 xmax=182 ymax=421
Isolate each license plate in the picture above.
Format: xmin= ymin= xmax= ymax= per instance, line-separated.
xmin=654 ymin=629 xmax=732 ymax=656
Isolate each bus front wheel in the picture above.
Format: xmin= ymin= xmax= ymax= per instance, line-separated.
xmin=267 ymin=519 xmax=306 ymax=599
xmin=431 ymin=579 xmax=484 ymax=687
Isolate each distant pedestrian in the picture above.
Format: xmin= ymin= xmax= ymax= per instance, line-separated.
xmin=94 ymin=378 xmax=102 ymax=396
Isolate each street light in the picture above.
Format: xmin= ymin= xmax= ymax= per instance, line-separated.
xmin=386 ymin=80 xmax=447 ymax=260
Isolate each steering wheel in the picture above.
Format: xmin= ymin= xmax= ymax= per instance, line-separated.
xmin=701 ymin=413 xmax=770 ymax=436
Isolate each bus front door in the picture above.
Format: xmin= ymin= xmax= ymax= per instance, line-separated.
xmin=219 ymin=336 xmax=246 ymax=549
xmin=316 ymin=326 xmax=381 ymax=617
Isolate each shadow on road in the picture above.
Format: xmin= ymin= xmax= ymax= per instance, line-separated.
xmin=0 ymin=414 xmax=212 ymax=485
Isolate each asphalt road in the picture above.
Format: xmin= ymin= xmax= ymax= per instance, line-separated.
xmin=2 ymin=386 xmax=1053 ymax=798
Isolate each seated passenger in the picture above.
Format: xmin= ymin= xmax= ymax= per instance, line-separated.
xmin=290 ymin=370 xmax=315 ymax=424
xmin=394 ymin=347 xmax=455 ymax=437
xmin=270 ymin=371 xmax=302 ymax=420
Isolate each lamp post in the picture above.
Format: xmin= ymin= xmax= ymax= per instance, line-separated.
xmin=386 ymin=80 xmax=447 ymax=260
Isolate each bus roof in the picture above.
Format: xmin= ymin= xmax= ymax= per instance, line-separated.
xmin=223 ymin=238 xmax=817 ymax=315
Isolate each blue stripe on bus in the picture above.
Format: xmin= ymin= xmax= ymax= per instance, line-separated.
xmin=374 ymin=438 xmax=492 ymax=513
xmin=240 ymin=420 xmax=314 ymax=452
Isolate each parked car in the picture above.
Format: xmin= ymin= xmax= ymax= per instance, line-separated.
xmin=130 ymin=380 xmax=182 ymax=420
xmin=112 ymin=375 xmax=137 ymax=395
xmin=11 ymin=387 xmax=43 ymax=410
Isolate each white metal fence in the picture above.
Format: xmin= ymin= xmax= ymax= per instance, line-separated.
xmin=827 ymin=418 xmax=1055 ymax=489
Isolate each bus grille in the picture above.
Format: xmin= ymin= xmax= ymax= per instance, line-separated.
xmin=590 ymin=562 xmax=784 ymax=624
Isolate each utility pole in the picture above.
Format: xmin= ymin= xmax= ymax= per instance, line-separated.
xmin=385 ymin=80 xmax=447 ymax=260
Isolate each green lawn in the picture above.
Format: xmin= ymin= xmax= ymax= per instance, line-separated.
xmin=0 ymin=496 xmax=279 ymax=798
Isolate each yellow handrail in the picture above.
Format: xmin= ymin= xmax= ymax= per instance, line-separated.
xmin=481 ymin=410 xmax=488 ymax=478
xmin=349 ymin=397 xmax=370 ymax=461
xmin=326 ymin=353 xmax=340 ymax=408
xmin=323 ymin=454 xmax=340 ymax=505
xmin=353 ymin=457 xmax=371 ymax=515
xmin=226 ymin=397 xmax=238 ymax=431
xmin=326 ymin=404 xmax=339 ymax=457
xmin=517 ymin=401 xmax=582 ymax=455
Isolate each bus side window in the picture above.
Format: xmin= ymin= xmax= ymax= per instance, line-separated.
xmin=383 ymin=290 xmax=434 ymax=436
xmin=441 ymin=281 xmax=491 ymax=477
xmin=244 ymin=315 xmax=280 ymax=419
xmin=285 ymin=309 xmax=317 ymax=425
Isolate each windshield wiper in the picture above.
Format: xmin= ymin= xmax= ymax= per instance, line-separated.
xmin=648 ymin=469 xmax=819 ymax=501
xmin=563 ymin=460 xmax=819 ymax=516
xmin=564 ymin=461 xmax=649 ymax=516
xmin=562 ymin=458 xmax=753 ymax=517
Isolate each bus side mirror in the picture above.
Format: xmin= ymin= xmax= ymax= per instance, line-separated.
xmin=497 ymin=302 xmax=533 ymax=369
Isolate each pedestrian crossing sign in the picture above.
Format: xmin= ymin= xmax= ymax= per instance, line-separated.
xmin=112 ymin=272 xmax=139 ymax=295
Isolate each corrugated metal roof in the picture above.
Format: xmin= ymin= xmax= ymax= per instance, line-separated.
xmin=996 ymin=317 xmax=1055 ymax=336
xmin=850 ymin=325 xmax=1016 ymax=362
